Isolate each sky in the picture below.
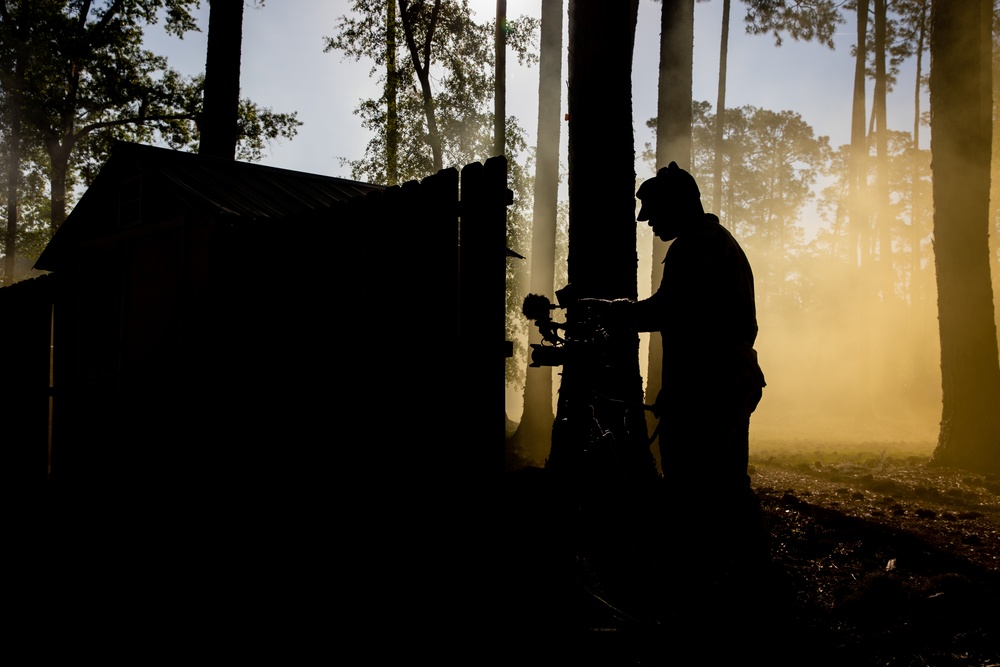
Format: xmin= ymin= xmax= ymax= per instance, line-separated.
xmin=144 ymin=0 xmax=928 ymax=187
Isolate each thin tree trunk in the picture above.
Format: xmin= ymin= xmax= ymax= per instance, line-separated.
xmin=850 ymin=0 xmax=870 ymax=271
xmin=399 ymin=0 xmax=444 ymax=171
xmin=871 ymin=0 xmax=895 ymax=354
xmin=872 ymin=0 xmax=896 ymax=392
xmin=913 ymin=0 xmax=926 ymax=150
xmin=874 ymin=0 xmax=891 ymax=288
xmin=849 ymin=0 xmax=873 ymax=415
xmin=647 ymin=0 xmax=694 ymax=463
xmin=47 ymin=139 xmax=73 ymax=230
xmin=713 ymin=0 xmax=731 ymax=219
xmin=510 ymin=0 xmax=562 ymax=466
xmin=494 ymin=0 xmax=506 ymax=157
xmin=910 ymin=0 xmax=927 ymax=311
xmin=46 ymin=4 xmax=85 ymax=232
xmin=387 ymin=0 xmax=399 ymax=185
xmin=4 ymin=59 xmax=23 ymax=285
xmin=929 ymin=0 xmax=1000 ymax=474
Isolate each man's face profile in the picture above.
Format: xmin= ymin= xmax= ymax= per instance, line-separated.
xmin=638 ymin=189 xmax=685 ymax=242
xmin=645 ymin=205 xmax=682 ymax=242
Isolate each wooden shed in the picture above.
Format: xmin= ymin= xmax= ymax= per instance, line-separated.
xmin=11 ymin=141 xmax=510 ymax=510
xmin=34 ymin=141 xmax=385 ymax=503
xmin=3 ymin=142 xmax=511 ymax=619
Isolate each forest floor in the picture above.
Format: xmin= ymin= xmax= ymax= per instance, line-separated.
xmin=502 ymin=443 xmax=1000 ymax=666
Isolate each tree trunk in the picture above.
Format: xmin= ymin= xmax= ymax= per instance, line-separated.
xmin=646 ymin=0 xmax=694 ymax=463
xmin=494 ymin=0 xmax=506 ymax=157
xmin=929 ymin=0 xmax=1000 ymax=474
xmin=913 ymin=0 xmax=927 ymax=152
xmin=993 ymin=10 xmax=1000 ymax=336
xmin=510 ymin=0 xmax=562 ymax=466
xmin=654 ymin=0 xmax=694 ymax=169
xmin=399 ymin=0 xmax=444 ymax=171
xmin=4 ymin=59 xmax=23 ymax=285
xmin=910 ymin=0 xmax=928 ymax=312
xmin=554 ymin=0 xmax=655 ymax=492
xmin=199 ymin=0 xmax=245 ymax=160
xmin=872 ymin=0 xmax=897 ymax=394
xmin=849 ymin=0 xmax=869 ymax=272
xmin=849 ymin=0 xmax=874 ymax=415
xmin=712 ymin=0 xmax=731 ymax=218
xmin=873 ymin=0 xmax=892 ymax=295
xmin=566 ymin=0 xmax=640 ymax=297
xmin=387 ymin=0 xmax=399 ymax=186
xmin=47 ymin=139 xmax=73 ymax=230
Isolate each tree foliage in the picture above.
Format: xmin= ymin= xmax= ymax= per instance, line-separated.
xmin=864 ymin=0 xmax=928 ymax=93
xmin=0 ymin=0 xmax=301 ymax=279
xmin=325 ymin=0 xmax=537 ymax=185
xmin=816 ymin=130 xmax=933 ymax=300
xmin=743 ymin=0 xmax=844 ymax=48
xmin=646 ymin=96 xmax=936 ymax=318
xmin=641 ymin=94 xmax=944 ymax=430
xmin=647 ymin=102 xmax=831 ymax=309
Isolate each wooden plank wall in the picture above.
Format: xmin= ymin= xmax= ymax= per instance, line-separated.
xmin=0 ymin=157 xmax=510 ymax=495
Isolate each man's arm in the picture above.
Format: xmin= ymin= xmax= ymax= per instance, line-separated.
xmin=579 ymin=294 xmax=665 ymax=333
xmin=628 ymin=291 xmax=667 ymax=333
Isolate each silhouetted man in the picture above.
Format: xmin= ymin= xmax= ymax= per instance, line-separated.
xmin=590 ymin=162 xmax=769 ymax=579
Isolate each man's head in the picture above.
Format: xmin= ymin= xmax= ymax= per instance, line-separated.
xmin=636 ymin=161 xmax=705 ymax=241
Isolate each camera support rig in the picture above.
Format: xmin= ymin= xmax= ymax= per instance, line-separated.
xmin=522 ymin=285 xmax=659 ymax=506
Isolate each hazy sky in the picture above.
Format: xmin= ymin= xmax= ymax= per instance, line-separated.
xmin=144 ymin=1 xmax=928 ymax=187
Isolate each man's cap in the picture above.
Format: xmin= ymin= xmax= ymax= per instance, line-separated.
xmin=636 ymin=161 xmax=702 ymax=221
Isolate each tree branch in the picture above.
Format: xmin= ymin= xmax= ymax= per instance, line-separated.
xmin=95 ymin=0 xmax=127 ymax=30
xmin=424 ymin=0 xmax=441 ymax=73
xmin=397 ymin=0 xmax=443 ymax=170
xmin=76 ymin=0 xmax=93 ymax=31
xmin=75 ymin=112 xmax=198 ymax=141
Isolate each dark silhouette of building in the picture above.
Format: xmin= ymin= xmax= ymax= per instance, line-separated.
xmin=32 ymin=142 xmax=384 ymax=502
xmin=4 ymin=143 xmax=512 ymax=646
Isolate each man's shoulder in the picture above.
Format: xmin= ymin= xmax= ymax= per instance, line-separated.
xmin=682 ymin=214 xmax=731 ymax=244
xmin=702 ymin=215 xmax=745 ymax=247
xmin=669 ymin=215 xmax=750 ymax=265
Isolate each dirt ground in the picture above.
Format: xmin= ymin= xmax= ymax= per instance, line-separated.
xmin=502 ymin=444 xmax=1000 ymax=666
xmin=750 ymin=444 xmax=1000 ymax=666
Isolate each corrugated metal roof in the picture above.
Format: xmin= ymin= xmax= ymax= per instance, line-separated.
xmin=36 ymin=142 xmax=384 ymax=271
xmin=117 ymin=141 xmax=383 ymax=220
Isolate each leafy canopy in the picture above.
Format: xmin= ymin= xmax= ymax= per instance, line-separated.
xmin=0 ymin=0 xmax=301 ymax=261
xmin=325 ymin=0 xmax=538 ymax=184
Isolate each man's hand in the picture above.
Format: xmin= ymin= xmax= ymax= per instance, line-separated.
xmin=577 ymin=298 xmax=634 ymax=324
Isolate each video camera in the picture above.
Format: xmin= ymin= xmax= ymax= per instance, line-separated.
xmin=522 ymin=283 xmax=611 ymax=368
